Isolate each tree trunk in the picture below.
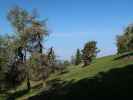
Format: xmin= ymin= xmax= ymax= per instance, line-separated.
xmin=24 ymin=48 xmax=31 ymax=90
xmin=27 ymin=74 xmax=31 ymax=90
xmin=83 ymin=58 xmax=91 ymax=67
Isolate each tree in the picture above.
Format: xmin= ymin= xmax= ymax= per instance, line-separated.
xmin=82 ymin=41 xmax=98 ymax=66
xmin=116 ymin=24 xmax=133 ymax=54
xmin=63 ymin=60 xmax=70 ymax=67
xmin=116 ymin=35 xmax=128 ymax=54
xmin=70 ymin=55 xmax=75 ymax=65
xmin=0 ymin=35 xmax=25 ymax=90
xmin=75 ymin=49 xmax=81 ymax=65
xmin=0 ymin=36 xmax=8 ymax=90
xmin=7 ymin=6 xmax=48 ymax=90
xmin=24 ymin=19 xmax=48 ymax=83
xmin=7 ymin=6 xmax=31 ymax=90
xmin=43 ymin=47 xmax=57 ymax=74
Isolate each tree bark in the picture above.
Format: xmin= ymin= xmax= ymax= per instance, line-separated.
xmin=24 ymin=48 xmax=31 ymax=90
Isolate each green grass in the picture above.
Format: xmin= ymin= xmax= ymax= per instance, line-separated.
xmin=28 ymin=54 xmax=133 ymax=99
xmin=0 ymin=95 xmax=6 ymax=100
xmin=1 ymin=54 xmax=133 ymax=99
xmin=47 ymin=55 xmax=133 ymax=82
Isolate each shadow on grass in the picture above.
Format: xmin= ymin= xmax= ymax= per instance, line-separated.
xmin=7 ymin=89 xmax=29 ymax=100
xmin=29 ymin=64 xmax=133 ymax=100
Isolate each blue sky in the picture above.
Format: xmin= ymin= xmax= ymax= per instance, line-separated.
xmin=0 ymin=0 xmax=133 ymax=60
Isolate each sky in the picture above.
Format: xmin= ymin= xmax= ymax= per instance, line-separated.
xmin=0 ymin=0 xmax=133 ymax=60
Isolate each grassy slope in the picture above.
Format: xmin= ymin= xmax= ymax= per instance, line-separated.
xmin=2 ymin=54 xmax=133 ymax=99
xmin=48 ymin=55 xmax=133 ymax=82
xmin=27 ymin=54 xmax=133 ymax=99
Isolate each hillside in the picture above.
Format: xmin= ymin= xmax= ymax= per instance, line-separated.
xmin=47 ymin=55 xmax=133 ymax=82
xmin=2 ymin=54 xmax=133 ymax=100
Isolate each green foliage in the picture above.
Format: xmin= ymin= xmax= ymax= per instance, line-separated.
xmin=116 ymin=24 xmax=133 ymax=54
xmin=0 ymin=36 xmax=20 ymax=90
xmin=1 ymin=54 xmax=133 ymax=99
xmin=0 ymin=6 xmax=50 ymax=91
xmin=116 ymin=35 xmax=128 ymax=54
xmin=63 ymin=60 xmax=70 ymax=67
xmin=27 ymin=53 xmax=48 ymax=81
xmin=75 ymin=49 xmax=81 ymax=65
xmin=82 ymin=41 xmax=98 ymax=66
